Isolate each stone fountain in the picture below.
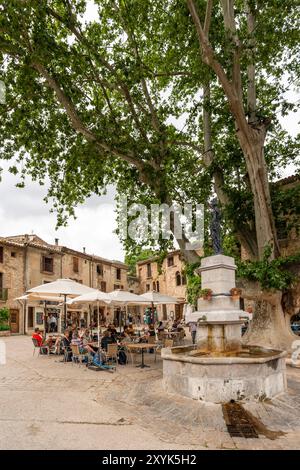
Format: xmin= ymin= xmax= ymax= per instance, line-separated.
xmin=161 ymin=200 xmax=287 ymax=403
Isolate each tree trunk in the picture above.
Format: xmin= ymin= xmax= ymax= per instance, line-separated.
xmin=237 ymin=127 xmax=280 ymax=260
xmin=238 ymin=280 xmax=297 ymax=351
xmin=242 ymin=299 xmax=297 ymax=352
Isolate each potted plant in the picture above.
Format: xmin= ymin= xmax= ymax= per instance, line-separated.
xmin=230 ymin=287 xmax=242 ymax=300
xmin=200 ymin=288 xmax=213 ymax=301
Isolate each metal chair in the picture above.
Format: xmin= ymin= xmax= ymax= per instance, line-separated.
xmin=32 ymin=338 xmax=50 ymax=356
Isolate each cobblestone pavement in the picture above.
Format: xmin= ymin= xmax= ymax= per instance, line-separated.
xmin=0 ymin=336 xmax=299 ymax=450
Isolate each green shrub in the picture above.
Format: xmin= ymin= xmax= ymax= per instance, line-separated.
xmin=0 ymin=323 xmax=10 ymax=331
xmin=0 ymin=307 xmax=9 ymax=324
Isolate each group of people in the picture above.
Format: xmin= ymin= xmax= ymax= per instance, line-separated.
xmin=32 ymin=316 xmax=190 ymax=366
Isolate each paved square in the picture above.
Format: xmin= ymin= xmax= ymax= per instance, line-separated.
xmin=0 ymin=336 xmax=299 ymax=450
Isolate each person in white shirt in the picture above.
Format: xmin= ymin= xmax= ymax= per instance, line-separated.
xmin=49 ymin=315 xmax=57 ymax=332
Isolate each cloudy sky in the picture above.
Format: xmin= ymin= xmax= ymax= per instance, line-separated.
xmin=0 ymin=3 xmax=299 ymax=262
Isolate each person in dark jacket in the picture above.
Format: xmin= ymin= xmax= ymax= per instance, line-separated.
xmin=101 ymin=331 xmax=116 ymax=351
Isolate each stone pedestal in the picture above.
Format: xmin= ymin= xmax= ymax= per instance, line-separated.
xmin=185 ymin=254 xmax=243 ymax=351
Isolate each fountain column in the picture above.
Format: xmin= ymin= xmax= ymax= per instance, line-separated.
xmin=186 ymin=254 xmax=244 ymax=352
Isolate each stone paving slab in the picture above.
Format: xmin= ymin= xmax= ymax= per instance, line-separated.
xmin=0 ymin=336 xmax=300 ymax=450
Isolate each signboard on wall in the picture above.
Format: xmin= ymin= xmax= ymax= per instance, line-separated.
xmin=36 ymin=312 xmax=43 ymax=325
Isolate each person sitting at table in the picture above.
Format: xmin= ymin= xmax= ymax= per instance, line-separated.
xmin=127 ymin=324 xmax=134 ymax=336
xmin=148 ymin=324 xmax=156 ymax=337
xmin=32 ymin=328 xmax=53 ymax=350
xmin=61 ymin=330 xmax=72 ymax=361
xmin=101 ymin=330 xmax=116 ymax=351
xmin=120 ymin=331 xmax=132 ymax=344
xmin=171 ymin=320 xmax=180 ymax=332
xmin=79 ymin=328 xmax=97 ymax=354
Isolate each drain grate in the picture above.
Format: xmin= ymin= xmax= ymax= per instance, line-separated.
xmin=222 ymin=401 xmax=259 ymax=439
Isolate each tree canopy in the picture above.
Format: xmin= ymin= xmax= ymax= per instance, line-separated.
xmin=0 ymin=0 xmax=299 ymax=264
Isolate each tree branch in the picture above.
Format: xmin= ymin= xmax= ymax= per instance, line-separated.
xmin=204 ymin=0 xmax=213 ymax=36
xmin=246 ymin=1 xmax=257 ymax=124
xmin=187 ymin=0 xmax=249 ymax=137
xmin=46 ymin=6 xmax=149 ymax=143
xmin=32 ymin=61 xmax=143 ymax=169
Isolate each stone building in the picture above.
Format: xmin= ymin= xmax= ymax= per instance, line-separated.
xmin=136 ymin=250 xmax=187 ymax=321
xmin=0 ymin=234 xmax=128 ymax=334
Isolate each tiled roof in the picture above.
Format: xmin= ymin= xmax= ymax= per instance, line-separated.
xmin=136 ymin=249 xmax=181 ymax=266
xmin=0 ymin=234 xmax=127 ymax=268
xmin=274 ymin=174 xmax=300 ymax=186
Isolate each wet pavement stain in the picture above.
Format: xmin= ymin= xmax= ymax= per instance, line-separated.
xmin=222 ymin=401 xmax=285 ymax=440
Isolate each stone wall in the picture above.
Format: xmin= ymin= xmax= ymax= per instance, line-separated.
xmin=137 ymin=251 xmax=187 ymax=320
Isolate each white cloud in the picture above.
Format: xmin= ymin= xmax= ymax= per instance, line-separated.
xmin=0 ymin=163 xmax=125 ymax=261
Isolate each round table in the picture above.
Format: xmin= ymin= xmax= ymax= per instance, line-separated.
xmin=126 ymin=343 xmax=158 ymax=369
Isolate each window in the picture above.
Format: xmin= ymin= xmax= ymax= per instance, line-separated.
xmin=0 ymin=272 xmax=3 ymax=289
xmin=114 ymin=284 xmax=120 ymax=290
xmin=181 ymin=273 xmax=187 ymax=285
xmin=97 ymin=264 xmax=103 ymax=276
xmin=116 ymin=268 xmax=121 ymax=280
xmin=0 ymin=246 xmax=3 ymax=263
xmin=147 ymin=263 xmax=152 ymax=278
xmin=156 ymin=281 xmax=160 ymax=292
xmin=100 ymin=281 xmax=106 ymax=292
xmin=11 ymin=252 xmax=16 ymax=258
xmin=167 ymin=256 xmax=174 ymax=267
xmin=120 ymin=285 xmax=124 ymax=290
xmin=146 ymin=284 xmax=150 ymax=292
xmin=176 ymin=271 xmax=181 ymax=286
xmin=41 ymin=256 xmax=53 ymax=273
xmin=73 ymin=257 xmax=79 ymax=273
xmin=152 ymin=281 xmax=156 ymax=291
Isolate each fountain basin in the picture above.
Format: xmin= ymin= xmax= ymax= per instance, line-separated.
xmin=162 ymin=345 xmax=287 ymax=403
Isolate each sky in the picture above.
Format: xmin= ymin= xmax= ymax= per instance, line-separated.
xmin=0 ymin=3 xmax=299 ymax=263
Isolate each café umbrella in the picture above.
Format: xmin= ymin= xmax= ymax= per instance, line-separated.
xmin=105 ymin=290 xmax=149 ymax=333
xmin=139 ymin=291 xmax=179 ymax=324
xmin=67 ymin=290 xmax=112 ymax=348
xmin=27 ymin=279 xmax=97 ymax=330
xmin=16 ymin=293 xmax=65 ymax=337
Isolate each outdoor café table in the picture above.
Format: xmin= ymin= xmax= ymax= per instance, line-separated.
xmin=126 ymin=343 xmax=158 ymax=369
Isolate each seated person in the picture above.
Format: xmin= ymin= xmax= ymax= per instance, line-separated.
xmin=101 ymin=331 xmax=116 ymax=351
xmin=120 ymin=325 xmax=128 ymax=338
xmin=61 ymin=330 xmax=72 ymax=361
xmin=79 ymin=329 xmax=97 ymax=354
xmin=148 ymin=324 xmax=156 ymax=337
xmin=120 ymin=332 xmax=132 ymax=344
xmin=61 ymin=330 xmax=71 ymax=349
xmin=71 ymin=333 xmax=81 ymax=346
xmin=32 ymin=328 xmax=53 ymax=349
xmin=32 ymin=328 xmax=44 ymax=347
xmin=157 ymin=321 xmax=165 ymax=331
xmin=126 ymin=324 xmax=134 ymax=335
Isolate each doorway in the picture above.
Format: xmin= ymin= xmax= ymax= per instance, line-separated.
xmin=28 ymin=307 xmax=34 ymax=329
xmin=175 ymin=303 xmax=184 ymax=321
xmin=10 ymin=309 xmax=19 ymax=333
